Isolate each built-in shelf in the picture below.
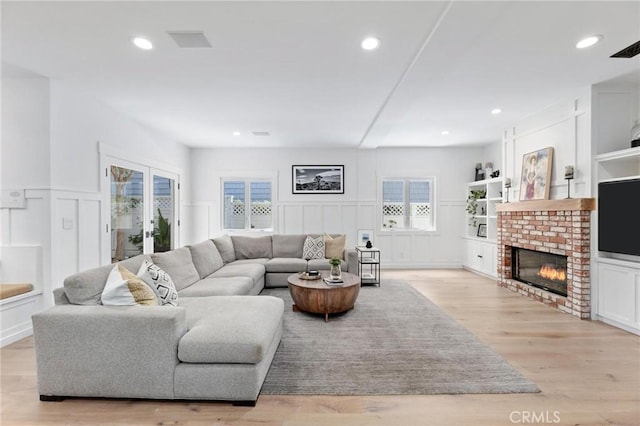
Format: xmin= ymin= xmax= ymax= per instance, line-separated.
xmin=496 ymin=198 xmax=595 ymax=212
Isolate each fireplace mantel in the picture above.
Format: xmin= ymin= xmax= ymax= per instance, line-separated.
xmin=496 ymin=198 xmax=595 ymax=212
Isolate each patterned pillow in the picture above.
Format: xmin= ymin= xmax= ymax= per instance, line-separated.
xmin=101 ymin=265 xmax=158 ymax=306
xmin=137 ymin=260 xmax=179 ymax=306
xmin=302 ymin=235 xmax=325 ymax=260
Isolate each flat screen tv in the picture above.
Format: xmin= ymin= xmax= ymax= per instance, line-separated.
xmin=598 ymin=178 xmax=640 ymax=257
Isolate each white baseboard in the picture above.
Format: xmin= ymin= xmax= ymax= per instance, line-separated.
xmin=1 ymin=322 xmax=33 ymax=347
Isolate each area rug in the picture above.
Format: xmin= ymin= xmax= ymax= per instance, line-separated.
xmin=261 ymin=280 xmax=539 ymax=395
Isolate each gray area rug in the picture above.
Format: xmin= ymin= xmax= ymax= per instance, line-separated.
xmin=261 ymin=279 xmax=539 ymax=395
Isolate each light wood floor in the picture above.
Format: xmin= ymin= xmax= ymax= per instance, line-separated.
xmin=2 ymin=269 xmax=639 ymax=425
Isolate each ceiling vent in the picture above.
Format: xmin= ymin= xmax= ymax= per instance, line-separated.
xmin=252 ymin=131 xmax=271 ymax=137
xmin=167 ymin=31 xmax=211 ymax=48
xmin=610 ymin=40 xmax=640 ymax=58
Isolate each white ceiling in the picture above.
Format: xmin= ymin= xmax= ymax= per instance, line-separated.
xmin=2 ymin=1 xmax=639 ymax=149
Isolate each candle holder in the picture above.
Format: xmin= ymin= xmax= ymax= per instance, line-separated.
xmin=564 ymin=166 xmax=574 ymax=199
xmin=504 ymin=178 xmax=511 ymax=203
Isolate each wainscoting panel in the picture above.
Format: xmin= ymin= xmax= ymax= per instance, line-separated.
xmin=79 ymin=199 xmax=102 ymax=271
xmin=302 ymin=205 xmax=323 ymax=234
xmin=55 ymin=198 xmax=79 ymax=284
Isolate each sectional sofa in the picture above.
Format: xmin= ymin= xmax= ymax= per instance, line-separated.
xmin=32 ymin=234 xmax=356 ymax=405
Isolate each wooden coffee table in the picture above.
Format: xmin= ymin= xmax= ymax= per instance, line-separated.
xmin=287 ymin=272 xmax=360 ymax=322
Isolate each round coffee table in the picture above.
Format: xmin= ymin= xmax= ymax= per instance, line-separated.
xmin=287 ymin=272 xmax=360 ymax=322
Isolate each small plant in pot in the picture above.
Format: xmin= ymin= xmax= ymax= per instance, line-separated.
xmin=465 ymin=189 xmax=486 ymax=227
xmin=329 ymin=257 xmax=342 ymax=280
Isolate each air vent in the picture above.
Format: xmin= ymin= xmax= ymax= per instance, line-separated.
xmin=252 ymin=131 xmax=270 ymax=137
xmin=610 ymin=40 xmax=640 ymax=58
xmin=167 ymin=31 xmax=211 ymax=48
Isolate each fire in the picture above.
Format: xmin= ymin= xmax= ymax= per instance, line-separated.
xmin=538 ymin=265 xmax=566 ymax=282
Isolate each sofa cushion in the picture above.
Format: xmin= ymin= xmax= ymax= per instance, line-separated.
xmin=64 ymin=255 xmax=151 ymax=305
xmin=302 ymin=235 xmax=325 ymax=259
xmin=151 ymin=248 xmax=200 ymax=291
xmin=265 ymin=258 xmax=308 ymax=273
xmin=229 ymin=258 xmax=269 ymax=266
xmin=324 ymin=234 xmax=346 ymax=259
xmin=178 ymin=277 xmax=254 ymax=297
xmin=187 ymin=240 xmax=224 ymax=278
xmin=231 ymin=235 xmax=273 ymax=260
xmin=212 ymin=235 xmax=236 ymax=264
xmin=178 ymin=296 xmax=284 ymax=364
xmin=137 ymin=260 xmax=179 ymax=306
xmin=101 ymin=265 xmax=158 ymax=306
xmin=272 ymin=234 xmax=307 ymax=258
xmin=211 ymin=263 xmax=266 ymax=285
xmin=308 ymin=258 xmax=347 ymax=271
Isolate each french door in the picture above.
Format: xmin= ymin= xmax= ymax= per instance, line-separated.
xmin=102 ymin=156 xmax=179 ymax=263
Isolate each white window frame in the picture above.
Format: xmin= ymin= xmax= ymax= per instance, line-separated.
xmin=379 ymin=175 xmax=436 ymax=232
xmin=219 ymin=172 xmax=276 ymax=232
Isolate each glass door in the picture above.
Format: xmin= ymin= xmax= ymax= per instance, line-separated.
xmin=109 ymin=162 xmax=150 ymax=262
xmin=151 ymin=169 xmax=178 ymax=253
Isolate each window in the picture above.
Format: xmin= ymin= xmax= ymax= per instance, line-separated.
xmin=223 ymin=179 xmax=272 ymax=230
xmin=382 ymin=178 xmax=434 ymax=231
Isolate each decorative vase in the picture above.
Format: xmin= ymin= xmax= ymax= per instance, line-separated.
xmin=366 ymin=240 xmax=373 ymax=248
xmin=632 ymin=119 xmax=640 ymax=148
xmin=330 ymin=264 xmax=342 ymax=280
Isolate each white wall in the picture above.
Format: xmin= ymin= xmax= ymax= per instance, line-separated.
xmin=189 ymin=145 xmax=485 ymax=268
xmin=504 ymin=89 xmax=592 ymax=200
xmin=1 ymin=75 xmax=190 ymax=325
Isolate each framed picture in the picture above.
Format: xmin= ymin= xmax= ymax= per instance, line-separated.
xmin=357 ymin=229 xmax=373 ymax=247
xmin=292 ymin=165 xmax=344 ymax=194
xmin=477 ymin=223 xmax=487 ymax=238
xmin=519 ymin=147 xmax=553 ymax=201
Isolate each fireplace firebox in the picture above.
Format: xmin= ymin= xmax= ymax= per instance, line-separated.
xmin=511 ymin=247 xmax=568 ymax=297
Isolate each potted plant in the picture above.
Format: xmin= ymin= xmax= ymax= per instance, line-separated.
xmin=466 ymin=189 xmax=486 ymax=227
xmin=329 ymin=257 xmax=342 ymax=280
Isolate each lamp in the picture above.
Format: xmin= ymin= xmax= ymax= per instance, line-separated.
xmin=504 ymin=178 xmax=511 ymax=203
xmin=564 ymin=166 xmax=574 ymax=199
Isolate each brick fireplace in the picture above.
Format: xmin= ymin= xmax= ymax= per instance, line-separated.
xmin=496 ymin=198 xmax=595 ymax=319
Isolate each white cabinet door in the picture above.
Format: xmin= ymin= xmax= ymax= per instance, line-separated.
xmin=464 ymin=239 xmax=497 ymax=278
xmin=597 ymin=261 xmax=640 ymax=331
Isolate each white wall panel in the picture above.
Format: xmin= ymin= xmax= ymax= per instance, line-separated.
xmin=8 ymin=197 xmax=45 ymax=245
xmin=79 ymin=199 xmax=102 ymax=272
xmin=280 ymin=205 xmax=303 ymax=235
xmin=54 ymin=198 xmax=79 ymax=287
xmin=322 ymin=205 xmax=342 ymax=233
xmin=302 ymin=205 xmax=323 ymax=234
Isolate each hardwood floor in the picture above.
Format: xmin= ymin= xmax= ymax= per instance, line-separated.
xmin=2 ymin=269 xmax=639 ymax=425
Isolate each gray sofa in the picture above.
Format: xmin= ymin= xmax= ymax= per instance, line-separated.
xmin=32 ymin=234 xmax=356 ymax=405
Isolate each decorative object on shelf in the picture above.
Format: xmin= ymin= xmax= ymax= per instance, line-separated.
xmin=466 ymin=189 xmax=486 ymax=226
xmin=490 ymin=170 xmax=500 ymax=178
xmin=484 ymin=162 xmax=493 ymax=179
xmin=329 ymin=257 xmax=342 ymax=280
xmin=477 ymin=223 xmax=487 ymax=238
xmin=504 ymin=178 xmax=512 ymax=203
xmin=474 ymin=163 xmax=484 ymax=181
xmin=357 ymin=229 xmax=373 ymax=247
xmin=519 ymin=147 xmax=553 ymax=201
xmin=564 ymin=165 xmax=575 ymax=199
xmin=292 ymin=165 xmax=344 ymax=194
xmin=365 ymin=240 xmax=373 ymax=249
xmin=632 ymin=119 xmax=640 ymax=148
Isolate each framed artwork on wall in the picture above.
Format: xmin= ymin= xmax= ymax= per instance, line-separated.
xmin=519 ymin=147 xmax=554 ymax=201
xmin=292 ymin=165 xmax=344 ymax=194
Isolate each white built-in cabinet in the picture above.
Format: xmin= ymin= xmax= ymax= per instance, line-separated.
xmin=462 ymin=177 xmax=502 ymax=278
xmin=593 ymin=147 xmax=640 ymax=334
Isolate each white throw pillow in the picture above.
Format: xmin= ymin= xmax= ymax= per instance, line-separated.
xmin=101 ymin=264 xmax=158 ymax=306
xmin=302 ymin=235 xmax=325 ymax=260
xmin=137 ymin=260 xmax=179 ymax=306
xmin=324 ymin=234 xmax=346 ymax=259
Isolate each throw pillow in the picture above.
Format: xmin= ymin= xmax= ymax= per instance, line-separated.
xmin=324 ymin=234 xmax=346 ymax=259
xmin=302 ymin=235 xmax=325 ymax=260
xmin=137 ymin=260 xmax=179 ymax=306
xmin=101 ymin=265 xmax=158 ymax=306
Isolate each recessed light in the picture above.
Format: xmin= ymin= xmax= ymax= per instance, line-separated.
xmin=576 ymin=35 xmax=603 ymax=49
xmin=491 ymin=108 xmax=502 ymax=115
xmin=361 ymin=37 xmax=381 ymax=51
xmin=132 ymin=37 xmax=153 ymax=50
xmin=232 ymin=131 xmax=241 ymax=136
xmin=441 ymin=130 xmax=450 ymax=135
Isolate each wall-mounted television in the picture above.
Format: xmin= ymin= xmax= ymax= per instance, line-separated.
xmin=598 ymin=178 xmax=640 ymax=257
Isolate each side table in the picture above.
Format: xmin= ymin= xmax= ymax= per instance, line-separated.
xmin=356 ymin=246 xmax=380 ymax=286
